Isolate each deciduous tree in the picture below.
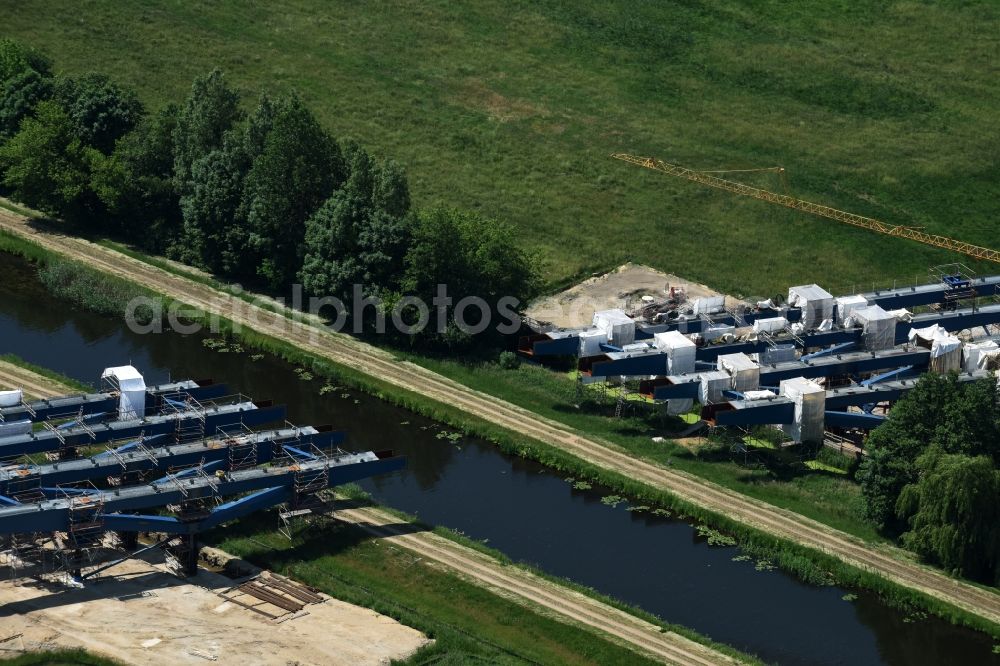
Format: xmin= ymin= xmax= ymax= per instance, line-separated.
xmin=897 ymin=449 xmax=1000 ymax=584
xmin=0 ymin=100 xmax=93 ymax=218
xmin=54 ymin=73 xmax=144 ymax=154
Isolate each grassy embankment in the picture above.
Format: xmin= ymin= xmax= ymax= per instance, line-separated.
xmin=2 ymin=235 xmax=998 ymax=642
xmin=4 ymin=0 xmax=1000 ymax=296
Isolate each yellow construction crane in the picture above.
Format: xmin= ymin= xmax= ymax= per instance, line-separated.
xmin=611 ymin=153 xmax=1000 ymax=264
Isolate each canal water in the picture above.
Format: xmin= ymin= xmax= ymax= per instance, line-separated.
xmin=1 ymin=253 xmax=997 ymax=666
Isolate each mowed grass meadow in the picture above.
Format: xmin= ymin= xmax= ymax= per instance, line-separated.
xmin=3 ymin=1 xmax=1000 ymax=296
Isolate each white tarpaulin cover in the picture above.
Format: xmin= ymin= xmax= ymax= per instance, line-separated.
xmin=886 ymin=308 xmax=913 ymax=323
xmin=593 ymin=309 xmax=635 ymax=347
xmin=850 ymin=305 xmax=896 ymax=351
xmin=0 ymin=389 xmax=23 ymax=408
xmin=753 ymin=316 xmax=787 ymax=334
xmin=692 ymin=296 xmax=726 ymax=316
xmin=718 ymin=353 xmax=760 ymax=392
xmin=654 ymin=331 xmax=696 ymax=375
xmin=101 ymin=365 xmax=147 ymax=421
xmin=743 ymin=389 xmax=777 ymax=401
xmin=788 ymin=284 xmax=834 ymax=330
xmin=699 ymin=370 xmax=731 ymax=404
xmin=836 ymin=295 xmax=868 ymax=324
xmin=578 ymin=329 xmax=606 ymax=357
xmin=780 ymin=377 xmax=825 ymax=443
xmin=0 ymin=419 xmax=31 ymax=438
xmin=964 ymin=340 xmax=1000 ymax=373
xmin=703 ymin=324 xmax=736 ymax=342
xmin=908 ymin=325 xmax=962 ymax=373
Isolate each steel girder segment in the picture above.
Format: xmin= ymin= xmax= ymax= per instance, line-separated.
xmin=895 ymin=304 xmax=1000 ymax=344
xmin=101 ymin=486 xmax=292 ymax=534
xmin=0 ymin=404 xmax=286 ymax=458
xmin=0 ymin=454 xmax=405 ymax=535
xmin=0 ymin=428 xmax=344 ymax=493
xmin=824 ymin=411 xmax=886 ymax=429
xmin=0 ymin=381 xmax=228 ymax=424
xmin=759 ymin=349 xmax=930 ymax=385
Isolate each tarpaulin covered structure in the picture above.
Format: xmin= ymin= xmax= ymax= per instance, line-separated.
xmin=101 ymin=366 xmax=147 ymax=421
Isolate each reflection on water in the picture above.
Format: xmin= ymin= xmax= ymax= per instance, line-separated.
xmin=1 ymin=253 xmax=996 ymax=666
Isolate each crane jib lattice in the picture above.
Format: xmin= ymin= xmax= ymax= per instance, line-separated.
xmin=611 ymin=153 xmax=1000 ymax=264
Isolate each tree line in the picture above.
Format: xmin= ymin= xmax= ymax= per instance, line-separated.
xmin=857 ymin=373 xmax=1000 ymax=585
xmin=0 ymin=39 xmax=538 ymax=348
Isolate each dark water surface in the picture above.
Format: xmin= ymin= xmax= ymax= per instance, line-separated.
xmin=1 ymin=254 xmax=997 ymax=666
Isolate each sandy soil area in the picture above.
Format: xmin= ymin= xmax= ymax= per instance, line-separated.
xmin=0 ymin=553 xmax=429 ymax=665
xmin=526 ymin=263 xmax=735 ymax=329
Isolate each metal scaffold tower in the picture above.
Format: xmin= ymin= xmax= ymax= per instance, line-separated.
xmin=277 ymin=441 xmax=334 ymax=539
xmin=166 ymin=395 xmax=207 ymax=445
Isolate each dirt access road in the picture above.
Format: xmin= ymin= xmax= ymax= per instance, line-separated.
xmin=0 ymin=362 xmax=735 ymax=665
xmin=2 ymin=209 xmax=999 ymax=628
xmin=0 ymin=360 xmax=75 ymax=400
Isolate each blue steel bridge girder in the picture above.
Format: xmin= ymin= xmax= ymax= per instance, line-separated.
xmin=0 ymin=453 xmax=406 ymax=535
xmin=0 ymin=381 xmax=229 ymax=425
xmin=0 ymin=404 xmax=287 ymax=458
xmin=101 ymin=487 xmax=292 ymax=534
xmin=0 ymin=428 xmax=346 ymax=495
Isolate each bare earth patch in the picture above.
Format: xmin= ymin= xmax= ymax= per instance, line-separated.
xmin=0 ymin=553 xmax=430 ymax=666
xmin=526 ymin=263 xmax=737 ymax=329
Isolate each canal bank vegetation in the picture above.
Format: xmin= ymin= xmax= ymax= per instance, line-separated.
xmin=2 ymin=236 xmax=998 ymax=641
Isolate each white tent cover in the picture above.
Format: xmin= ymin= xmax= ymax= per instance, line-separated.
xmin=717 ymin=352 xmax=760 ymax=392
xmin=692 ymin=296 xmax=726 ymax=316
xmin=908 ymin=325 xmax=961 ymax=358
xmin=654 ymin=331 xmax=696 ymax=375
xmin=964 ymin=340 xmax=1000 ymax=373
xmin=102 ymin=365 xmax=147 ymax=421
xmin=780 ymin=377 xmax=825 ymax=443
xmin=753 ymin=316 xmax=787 ymax=334
xmin=0 ymin=388 xmax=23 ymax=408
xmin=593 ymin=309 xmax=636 ymax=347
xmin=788 ymin=284 xmax=834 ymax=330
xmin=578 ymin=329 xmax=606 ymax=357
xmin=703 ymin=324 xmax=736 ymax=342
xmin=850 ymin=305 xmax=896 ymax=351
xmin=836 ymin=295 xmax=869 ymax=324
xmin=699 ymin=370 xmax=731 ymax=404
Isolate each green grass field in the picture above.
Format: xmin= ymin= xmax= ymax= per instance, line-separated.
xmin=4 ymin=1 xmax=999 ymax=295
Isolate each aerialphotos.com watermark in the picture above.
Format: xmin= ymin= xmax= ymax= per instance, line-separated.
xmin=124 ymin=283 xmax=523 ymax=338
